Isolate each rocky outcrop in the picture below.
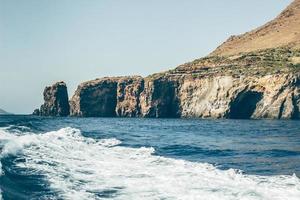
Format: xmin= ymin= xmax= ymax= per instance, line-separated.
xmin=179 ymin=73 xmax=300 ymax=119
xmin=38 ymin=81 xmax=70 ymax=116
xmin=252 ymin=75 xmax=300 ymax=119
xmin=36 ymin=73 xmax=300 ymax=119
xmin=70 ymin=77 xmax=120 ymax=117
xmin=139 ymin=76 xmax=180 ymax=118
xmin=32 ymin=109 xmax=40 ymax=116
xmin=66 ymin=72 xmax=300 ymax=119
xmin=116 ymin=76 xmax=144 ymax=117
xmin=69 ymin=75 xmax=181 ymax=118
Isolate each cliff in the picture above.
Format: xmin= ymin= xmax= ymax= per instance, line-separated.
xmin=36 ymin=54 xmax=300 ymax=119
xmin=69 ymin=75 xmax=180 ymax=118
xmin=34 ymin=81 xmax=70 ymax=116
xmin=70 ymin=77 xmax=120 ymax=117
xmin=178 ymin=73 xmax=300 ymax=119
xmin=139 ymin=75 xmax=181 ymax=118
xmin=35 ymin=1 xmax=300 ymax=119
xmin=65 ymin=64 xmax=299 ymax=119
xmin=168 ymin=46 xmax=300 ymax=119
xmin=116 ymin=76 xmax=144 ymax=117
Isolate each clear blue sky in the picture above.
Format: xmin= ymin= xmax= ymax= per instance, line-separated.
xmin=0 ymin=0 xmax=293 ymax=114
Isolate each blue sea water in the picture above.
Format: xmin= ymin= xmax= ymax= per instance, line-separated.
xmin=0 ymin=115 xmax=299 ymax=199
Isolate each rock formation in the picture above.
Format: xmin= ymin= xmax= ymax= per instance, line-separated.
xmin=64 ymin=67 xmax=299 ymax=119
xmin=37 ymin=81 xmax=70 ymax=116
xmin=178 ymin=73 xmax=300 ymax=119
xmin=70 ymin=77 xmax=120 ymax=117
xmin=139 ymin=76 xmax=180 ymax=118
xmin=32 ymin=109 xmax=40 ymax=116
xmin=116 ymin=76 xmax=144 ymax=117
xmin=34 ymin=0 xmax=300 ymax=119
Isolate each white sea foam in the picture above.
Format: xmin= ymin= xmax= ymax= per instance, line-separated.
xmin=0 ymin=127 xmax=300 ymax=200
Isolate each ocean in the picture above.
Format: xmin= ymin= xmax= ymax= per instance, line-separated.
xmin=0 ymin=115 xmax=299 ymax=199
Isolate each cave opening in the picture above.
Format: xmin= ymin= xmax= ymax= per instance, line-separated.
xmin=229 ymin=90 xmax=263 ymax=119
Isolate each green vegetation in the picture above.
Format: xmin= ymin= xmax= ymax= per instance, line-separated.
xmin=166 ymin=47 xmax=300 ymax=78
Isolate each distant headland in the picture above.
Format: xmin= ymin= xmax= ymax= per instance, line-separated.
xmin=0 ymin=108 xmax=11 ymax=115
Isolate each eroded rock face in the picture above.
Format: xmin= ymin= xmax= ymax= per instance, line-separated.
xmin=70 ymin=78 xmax=119 ymax=117
xmin=179 ymin=73 xmax=300 ymax=119
xmin=67 ymin=72 xmax=300 ymax=119
xmin=39 ymin=81 xmax=70 ymax=116
xmin=69 ymin=75 xmax=182 ymax=118
xmin=252 ymin=74 xmax=300 ymax=119
xmin=32 ymin=109 xmax=40 ymax=116
xmin=179 ymin=76 xmax=234 ymax=118
xmin=140 ymin=76 xmax=180 ymax=118
xmin=116 ymin=76 xmax=144 ymax=117
xmin=228 ymin=90 xmax=263 ymax=119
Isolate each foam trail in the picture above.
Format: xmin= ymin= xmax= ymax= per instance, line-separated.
xmin=0 ymin=127 xmax=300 ymax=200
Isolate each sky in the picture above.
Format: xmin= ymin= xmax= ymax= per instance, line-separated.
xmin=0 ymin=0 xmax=293 ymax=114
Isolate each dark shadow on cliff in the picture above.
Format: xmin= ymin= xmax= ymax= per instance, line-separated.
xmin=228 ymin=91 xmax=263 ymax=119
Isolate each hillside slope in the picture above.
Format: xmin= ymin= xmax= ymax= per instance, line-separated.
xmin=210 ymin=0 xmax=300 ymax=56
xmin=0 ymin=108 xmax=10 ymax=115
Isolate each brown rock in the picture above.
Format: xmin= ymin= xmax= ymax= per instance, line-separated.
xmin=70 ymin=77 xmax=120 ymax=117
xmin=139 ymin=76 xmax=180 ymax=118
xmin=116 ymin=76 xmax=144 ymax=117
xmin=178 ymin=73 xmax=300 ymax=119
xmin=39 ymin=81 xmax=70 ymax=116
xmin=32 ymin=109 xmax=40 ymax=116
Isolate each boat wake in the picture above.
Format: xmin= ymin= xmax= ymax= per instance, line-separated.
xmin=0 ymin=127 xmax=300 ymax=200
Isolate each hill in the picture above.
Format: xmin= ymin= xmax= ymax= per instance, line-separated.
xmin=0 ymin=108 xmax=10 ymax=115
xmin=210 ymin=0 xmax=300 ymax=56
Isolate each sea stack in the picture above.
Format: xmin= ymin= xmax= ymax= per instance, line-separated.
xmin=37 ymin=81 xmax=70 ymax=116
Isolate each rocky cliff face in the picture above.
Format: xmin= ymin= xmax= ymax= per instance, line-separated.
xmin=70 ymin=78 xmax=119 ymax=117
xmin=139 ymin=76 xmax=180 ymax=118
xmin=37 ymin=81 xmax=70 ymax=116
xmin=116 ymin=76 xmax=144 ymax=117
xmin=65 ymin=71 xmax=300 ymax=119
xmin=179 ymin=73 xmax=300 ymax=119
xmin=35 ymin=58 xmax=300 ymax=121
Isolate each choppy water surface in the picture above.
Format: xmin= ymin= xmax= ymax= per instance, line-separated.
xmin=0 ymin=115 xmax=299 ymax=199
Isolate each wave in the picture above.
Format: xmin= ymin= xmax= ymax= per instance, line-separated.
xmin=0 ymin=127 xmax=300 ymax=200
